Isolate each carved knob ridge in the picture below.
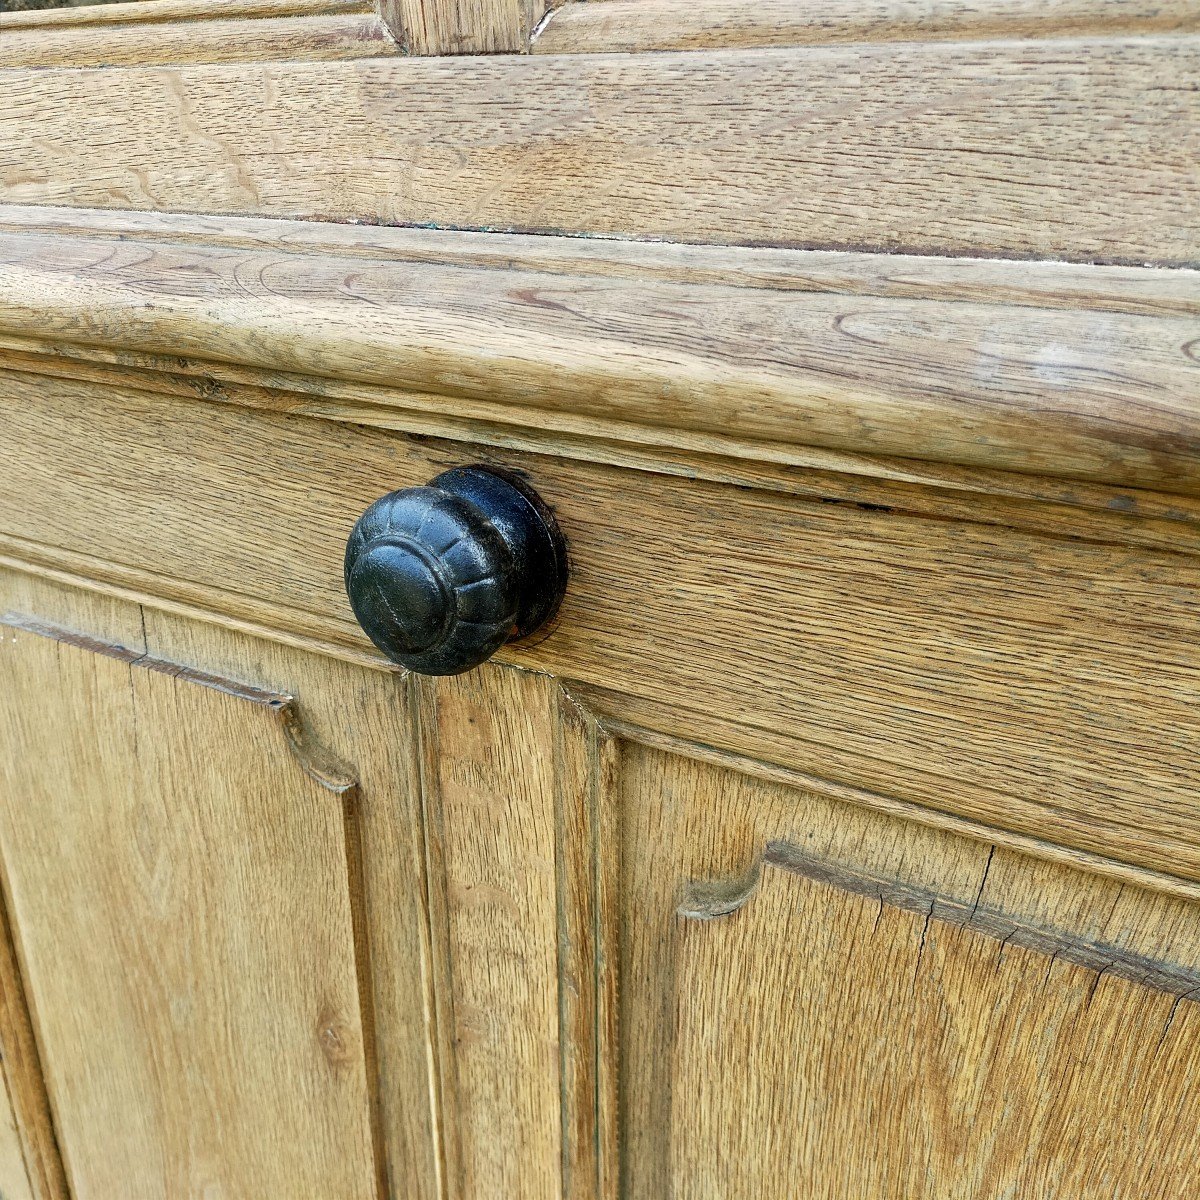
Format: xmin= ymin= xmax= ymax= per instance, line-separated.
xmin=344 ymin=466 xmax=568 ymax=675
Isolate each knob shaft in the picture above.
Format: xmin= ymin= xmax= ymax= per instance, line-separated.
xmin=344 ymin=466 xmax=567 ymax=675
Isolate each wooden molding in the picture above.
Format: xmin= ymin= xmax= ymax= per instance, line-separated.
xmin=3 ymin=376 xmax=1200 ymax=890
xmin=534 ymin=0 xmax=1200 ymax=54
xmin=0 ymin=206 xmax=1196 ymax=508
xmin=0 ymin=0 xmax=398 ymax=67
xmin=0 ymin=40 xmax=1195 ymax=263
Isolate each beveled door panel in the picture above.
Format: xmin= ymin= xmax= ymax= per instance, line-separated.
xmin=673 ymin=850 xmax=1200 ymax=1197
xmin=0 ymin=610 xmax=383 ymax=1199
xmin=585 ymin=737 xmax=1200 ymax=1198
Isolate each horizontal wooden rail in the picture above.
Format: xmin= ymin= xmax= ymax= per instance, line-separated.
xmin=0 ymin=206 xmax=1196 ymax=503
xmin=0 ymin=0 xmax=370 ymax=29
xmin=0 ymin=40 xmax=1195 ymax=263
xmin=534 ymin=0 xmax=1200 ymax=53
xmin=0 ymin=0 xmax=397 ymax=66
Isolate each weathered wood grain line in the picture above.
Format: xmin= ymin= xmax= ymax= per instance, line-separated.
xmin=1 ymin=40 xmax=1195 ymax=262
xmin=534 ymin=0 xmax=1200 ymax=54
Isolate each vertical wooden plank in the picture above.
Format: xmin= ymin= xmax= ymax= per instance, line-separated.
xmin=0 ymin=1058 xmax=34 ymax=1200
xmin=0 ymin=902 xmax=62 ymax=1200
xmin=417 ymin=666 xmax=563 ymax=1199
xmin=0 ymin=616 xmax=381 ymax=1199
xmin=141 ymin=605 xmax=442 ymax=1200
xmin=378 ymin=0 xmax=551 ymax=53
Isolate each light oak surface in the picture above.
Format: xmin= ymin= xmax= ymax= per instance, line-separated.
xmin=609 ymin=742 xmax=1200 ymax=1196
xmin=0 ymin=611 xmax=383 ymax=1198
xmin=6 ymin=205 xmax=1197 ymax=316
xmin=535 ymin=0 xmax=1200 ymax=53
xmin=0 ymin=6 xmax=1196 ymax=1195
xmin=379 ymin=0 xmax=553 ymax=53
xmin=117 ymin=598 xmax=442 ymax=1200
xmin=415 ymin=669 xmax=564 ymax=1200
xmin=0 ymin=0 xmax=537 ymax=60
xmin=0 ymin=1072 xmax=33 ymax=1200
xmin=2 ymin=380 xmax=1199 ymax=895
xmin=0 ymin=901 xmax=55 ymax=1200
xmin=0 ymin=0 xmax=372 ymax=30
xmin=1 ymin=41 xmax=1196 ymax=262
xmin=1 ymin=211 xmax=1196 ymax=498
xmin=2 ymin=572 xmax=1196 ymax=1196
xmin=0 ymin=4 xmax=398 ymax=67
xmin=673 ymin=853 xmax=1200 ymax=1197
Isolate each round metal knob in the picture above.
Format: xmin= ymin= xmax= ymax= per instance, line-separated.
xmin=344 ymin=466 xmax=568 ymax=675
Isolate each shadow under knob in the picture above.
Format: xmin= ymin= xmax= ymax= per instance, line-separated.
xmin=344 ymin=465 xmax=568 ymax=676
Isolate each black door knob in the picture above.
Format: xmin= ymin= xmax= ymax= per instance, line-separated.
xmin=344 ymin=466 xmax=568 ymax=675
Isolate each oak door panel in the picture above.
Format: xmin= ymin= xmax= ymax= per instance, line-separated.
xmin=0 ymin=614 xmax=382 ymax=1199
xmin=1 ymin=570 xmax=1196 ymax=1198
xmin=605 ymin=740 xmax=1200 ymax=1198
xmin=674 ymin=852 xmax=1200 ymax=1198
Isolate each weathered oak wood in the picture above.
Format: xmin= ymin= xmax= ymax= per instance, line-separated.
xmin=1 ymin=212 xmax=1196 ymax=499
xmin=6 ymin=206 xmax=1196 ymax=316
xmin=535 ymin=0 xmax=1200 ymax=53
xmin=0 ymin=0 xmax=370 ymax=29
xmin=0 ymin=1071 xmax=34 ymax=1200
xmin=415 ymin=669 xmax=565 ymax=1199
xmin=588 ymin=740 xmax=1200 ymax=1195
xmin=379 ymin=0 xmax=553 ymax=53
xmin=0 ymin=5 xmax=1194 ymax=1194
xmin=125 ymin=596 xmax=442 ymax=1200
xmin=672 ymin=854 xmax=1200 ymax=1196
xmin=2 ymin=382 xmax=1199 ymax=892
xmin=1 ymin=41 xmax=1195 ymax=262
xmin=0 ymin=611 xmax=382 ymax=1198
xmin=0 ymin=872 xmax=64 ymax=1200
xmin=0 ymin=0 xmax=397 ymax=65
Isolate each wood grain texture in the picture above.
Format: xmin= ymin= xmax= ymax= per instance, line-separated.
xmin=0 ymin=570 xmax=444 ymax=1200
xmin=1 ymin=214 xmax=1196 ymax=499
xmin=0 ymin=569 xmax=605 ymax=1199
xmin=0 ymin=875 xmax=63 ymax=1200
xmin=7 ymin=205 xmax=1198 ymax=316
xmin=535 ymin=0 xmax=1200 ymax=53
xmin=0 ymin=40 xmax=1195 ymax=262
xmin=137 ymin=603 xmax=441 ymax=1200
xmin=0 ymin=612 xmax=382 ymax=1199
xmin=0 ymin=0 xmax=372 ymax=30
xmin=0 ymin=1067 xmax=34 ymax=1200
xmin=608 ymin=743 xmax=1200 ymax=1196
xmin=1 ymin=382 xmax=1198 ymax=895
xmin=379 ymin=0 xmax=554 ymax=52
xmin=415 ymin=668 xmax=564 ymax=1200
xmin=10 ymin=340 xmax=1200 ymax=566
xmin=674 ymin=856 xmax=1200 ymax=1198
xmin=0 ymin=11 xmax=399 ymax=67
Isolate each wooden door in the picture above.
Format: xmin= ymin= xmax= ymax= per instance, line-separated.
xmin=3 ymin=566 xmax=1197 ymax=1198
xmin=0 ymin=0 xmax=1196 ymax=1195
